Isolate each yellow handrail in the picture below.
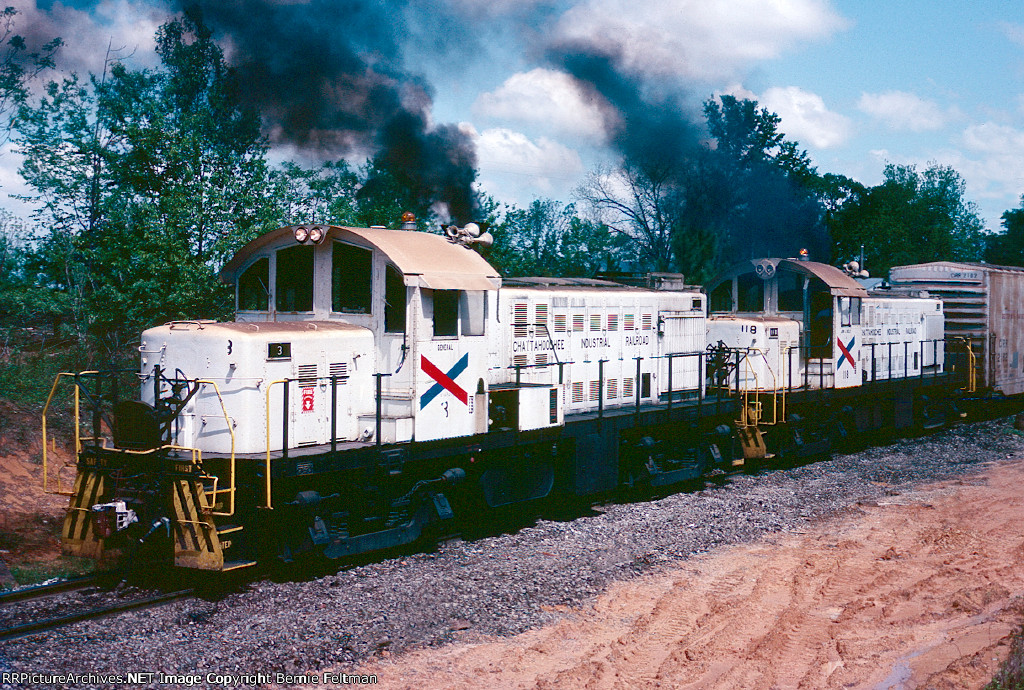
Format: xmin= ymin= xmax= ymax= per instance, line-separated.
xmin=263 ymin=379 xmax=289 ymax=510
xmin=195 ymin=380 xmax=236 ymax=516
xmin=954 ymin=337 xmax=976 ymax=393
xmin=41 ymin=371 xmax=97 ymax=495
xmin=735 ymin=349 xmax=782 ymax=428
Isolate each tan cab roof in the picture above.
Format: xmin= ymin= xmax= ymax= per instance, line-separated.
xmin=220 ymin=225 xmax=501 ymax=291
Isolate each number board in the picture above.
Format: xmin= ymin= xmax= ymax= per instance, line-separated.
xmin=267 ymin=342 xmax=292 ymax=360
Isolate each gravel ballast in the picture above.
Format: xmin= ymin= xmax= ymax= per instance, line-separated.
xmin=2 ymin=417 xmax=1023 ymax=689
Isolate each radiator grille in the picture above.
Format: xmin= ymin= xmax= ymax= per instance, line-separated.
xmin=296 ymin=364 xmax=318 ymax=387
xmin=572 ymin=381 xmax=584 ymax=403
xmin=328 ymin=362 xmax=349 ymax=384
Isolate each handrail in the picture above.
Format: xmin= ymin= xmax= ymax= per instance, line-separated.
xmin=41 ymin=371 xmax=97 ymax=495
xmin=734 ymin=348 xmax=780 ymax=427
xmin=737 ymin=352 xmax=761 ymax=428
xmin=953 ymin=336 xmax=976 ymax=393
xmin=194 ymin=380 xmax=236 ymax=516
xmin=263 ymin=378 xmax=289 ymax=510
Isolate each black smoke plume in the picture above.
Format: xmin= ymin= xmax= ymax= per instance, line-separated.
xmin=176 ymin=1 xmax=479 ymax=223
xmin=552 ymin=44 xmax=703 ymax=169
xmin=547 ymin=38 xmax=828 ymax=268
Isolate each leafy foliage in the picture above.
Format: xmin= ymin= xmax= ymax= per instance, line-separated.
xmin=487 ymin=199 xmax=615 ymax=277
xmin=700 ymin=95 xmax=828 ymax=266
xmin=14 ymin=14 xmax=275 ymax=355
xmin=984 ymin=196 xmax=1024 ymax=267
xmin=828 ymin=163 xmax=985 ymax=277
xmin=0 ymin=7 xmax=62 ymax=146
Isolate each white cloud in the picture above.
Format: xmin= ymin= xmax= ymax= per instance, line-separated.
xmin=761 ymin=86 xmax=851 ymax=148
xmin=466 ymin=124 xmax=585 ymax=203
xmin=955 ymin=122 xmax=1024 ymax=200
xmin=472 ymin=68 xmax=608 ymax=141
xmin=8 ymin=0 xmax=165 ymax=75
xmin=999 ymin=21 xmax=1024 ymax=48
xmin=857 ymin=91 xmax=949 ymax=132
xmin=552 ymin=0 xmax=848 ymax=81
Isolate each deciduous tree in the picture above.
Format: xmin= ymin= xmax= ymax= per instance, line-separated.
xmin=984 ymin=196 xmax=1024 ymax=267
xmin=829 ymin=163 xmax=985 ymax=277
xmin=488 ymin=199 xmax=615 ymax=277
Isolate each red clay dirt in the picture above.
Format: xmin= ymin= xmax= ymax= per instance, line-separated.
xmin=350 ymin=459 xmax=1024 ymax=690
xmin=0 ymin=402 xmax=75 ymax=584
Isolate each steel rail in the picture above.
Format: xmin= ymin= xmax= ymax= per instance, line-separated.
xmin=0 ymin=588 xmax=194 ymax=642
xmin=0 ymin=575 xmax=105 ymax=606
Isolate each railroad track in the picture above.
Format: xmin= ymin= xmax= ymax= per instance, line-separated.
xmin=0 ymin=575 xmax=106 ymax=606
xmin=0 ymin=587 xmax=194 ymax=642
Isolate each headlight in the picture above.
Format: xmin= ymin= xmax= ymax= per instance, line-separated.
xmin=294 ymin=226 xmax=309 ymax=243
xmin=308 ymin=225 xmax=325 ymax=244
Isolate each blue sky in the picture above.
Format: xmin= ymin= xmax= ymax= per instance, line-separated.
xmin=3 ymin=0 xmax=1023 ymax=234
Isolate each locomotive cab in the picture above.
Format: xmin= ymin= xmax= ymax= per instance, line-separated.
xmin=707 ymin=257 xmax=944 ymax=392
xmin=707 ymin=258 xmax=868 ymax=390
xmin=217 ymin=224 xmax=501 ymax=445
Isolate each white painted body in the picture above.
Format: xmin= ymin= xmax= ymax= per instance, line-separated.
xmin=706 ymin=317 xmax=802 ymax=391
xmin=494 ymin=285 xmax=707 ymax=413
xmin=859 ymin=295 xmax=944 ymax=381
xmin=139 ymin=321 xmax=375 ymax=454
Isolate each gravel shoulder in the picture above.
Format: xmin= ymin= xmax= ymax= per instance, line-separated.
xmin=355 ymin=440 xmax=1024 ymax=689
xmin=2 ymin=418 xmax=1023 ymax=689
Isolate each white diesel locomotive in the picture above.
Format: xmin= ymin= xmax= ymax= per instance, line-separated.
xmin=49 ymin=223 xmax=958 ymax=571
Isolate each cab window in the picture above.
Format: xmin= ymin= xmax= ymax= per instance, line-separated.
xmin=275 ymin=245 xmax=314 ymax=312
xmin=461 ymin=291 xmax=486 ymax=336
xmin=332 ymin=242 xmax=372 ymax=313
xmin=710 ymin=281 xmax=733 ymax=312
xmin=384 ymin=264 xmax=406 ymax=333
xmin=777 ymin=271 xmax=803 ymax=312
xmin=433 ymin=290 xmax=459 ymax=337
xmin=238 ymin=257 xmax=269 ymax=311
xmin=737 ymin=273 xmax=764 ymax=312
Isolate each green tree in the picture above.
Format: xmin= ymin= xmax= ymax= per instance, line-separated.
xmin=0 ymin=7 xmax=62 ymax=145
xmin=704 ymin=95 xmax=810 ymax=176
xmin=489 ymin=199 xmax=615 ymax=277
xmin=575 ymin=160 xmax=681 ymax=272
xmin=270 ymin=160 xmax=360 ymax=226
xmin=984 ymin=196 xmax=1024 ymax=267
xmin=578 ymin=96 xmax=827 ymax=280
xmin=15 ymin=13 xmax=276 ymax=354
xmin=702 ymin=95 xmax=828 ymax=265
xmin=828 ymin=163 xmax=985 ymax=277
